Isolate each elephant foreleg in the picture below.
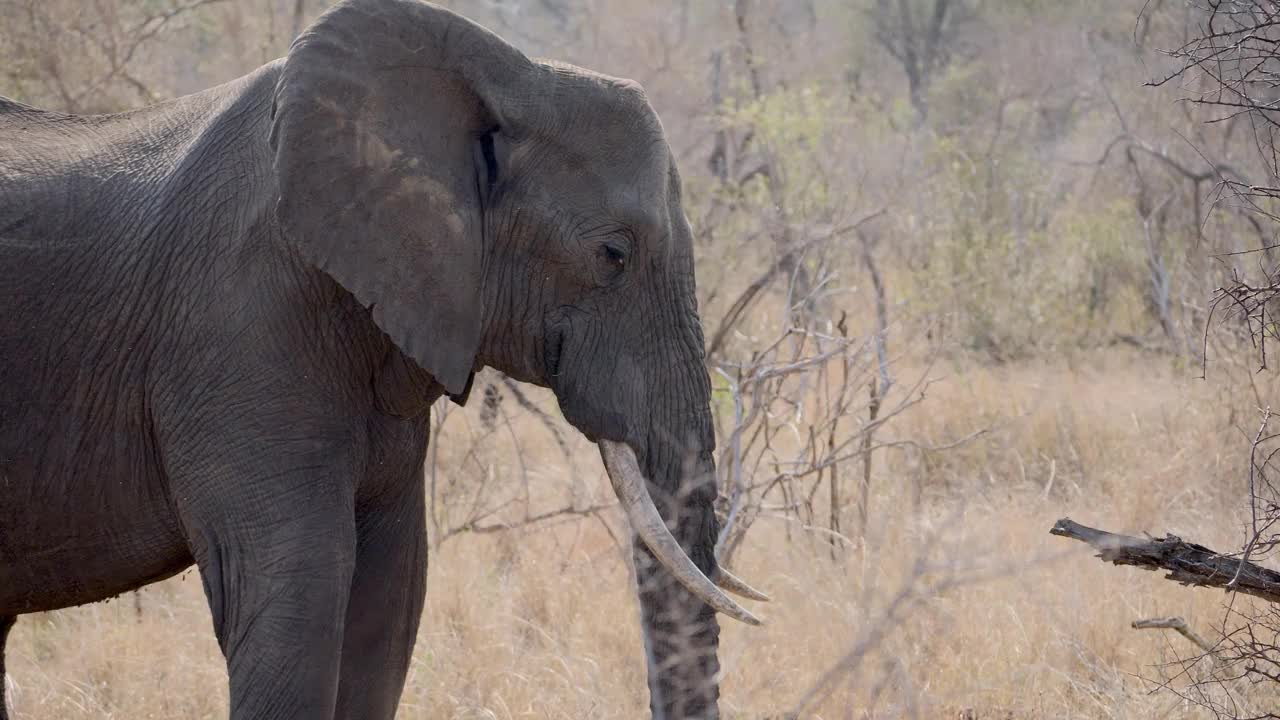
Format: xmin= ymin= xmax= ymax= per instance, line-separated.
xmin=334 ymin=478 xmax=428 ymax=720
xmin=171 ymin=448 xmax=359 ymax=720
xmin=192 ymin=507 xmax=356 ymax=720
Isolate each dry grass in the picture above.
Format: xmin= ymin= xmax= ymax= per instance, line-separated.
xmin=7 ymin=349 xmax=1277 ymax=719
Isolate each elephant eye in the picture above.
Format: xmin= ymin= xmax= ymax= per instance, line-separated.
xmin=602 ymin=243 xmax=626 ymax=267
xmin=595 ymin=241 xmax=628 ymax=283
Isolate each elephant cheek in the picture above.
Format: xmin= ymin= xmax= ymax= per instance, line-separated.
xmin=558 ymin=393 xmax=629 ymax=443
xmin=546 ymin=325 xmax=641 ymax=443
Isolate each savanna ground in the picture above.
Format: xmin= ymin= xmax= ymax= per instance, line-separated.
xmin=8 ymin=353 xmax=1276 ymax=718
xmin=6 ymin=0 xmax=1280 ymax=717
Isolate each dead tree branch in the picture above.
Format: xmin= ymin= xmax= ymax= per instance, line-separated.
xmin=1050 ymin=517 xmax=1280 ymax=605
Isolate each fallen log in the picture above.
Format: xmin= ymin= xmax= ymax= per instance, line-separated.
xmin=1050 ymin=517 xmax=1280 ymax=605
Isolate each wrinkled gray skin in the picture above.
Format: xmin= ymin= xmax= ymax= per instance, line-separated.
xmin=0 ymin=1 xmax=724 ymax=718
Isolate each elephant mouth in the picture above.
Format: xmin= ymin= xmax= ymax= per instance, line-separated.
xmin=542 ymin=316 xmax=767 ymax=623
xmin=543 ymin=320 xmax=565 ymax=383
xmin=598 ymin=440 xmax=767 ymax=625
xmin=541 ymin=316 xmax=627 ymax=441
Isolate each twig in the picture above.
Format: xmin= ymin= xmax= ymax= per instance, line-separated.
xmin=439 ymin=502 xmax=616 ymax=542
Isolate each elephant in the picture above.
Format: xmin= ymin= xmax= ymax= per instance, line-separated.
xmin=0 ymin=0 xmax=770 ymax=718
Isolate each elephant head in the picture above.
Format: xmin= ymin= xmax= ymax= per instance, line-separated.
xmin=270 ymin=0 xmax=766 ymax=716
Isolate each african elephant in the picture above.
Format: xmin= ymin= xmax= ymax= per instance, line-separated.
xmin=0 ymin=0 xmax=767 ymax=718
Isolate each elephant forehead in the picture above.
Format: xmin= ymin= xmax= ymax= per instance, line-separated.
xmin=606 ymin=175 xmax=666 ymax=226
xmin=611 ymin=137 xmax=671 ymax=217
xmin=539 ymin=61 xmax=663 ymax=133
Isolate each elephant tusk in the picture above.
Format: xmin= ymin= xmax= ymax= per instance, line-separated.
xmin=598 ymin=440 xmax=763 ymax=626
xmin=711 ymin=566 xmax=771 ymax=602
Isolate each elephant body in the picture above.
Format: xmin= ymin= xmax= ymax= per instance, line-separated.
xmin=1 ymin=62 xmax=438 ymax=717
xmin=0 ymin=2 xmax=761 ymax=718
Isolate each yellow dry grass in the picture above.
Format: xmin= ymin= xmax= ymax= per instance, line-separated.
xmin=6 ymin=349 xmax=1277 ymax=719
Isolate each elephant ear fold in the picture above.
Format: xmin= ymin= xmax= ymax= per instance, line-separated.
xmin=270 ymin=0 xmax=535 ymax=396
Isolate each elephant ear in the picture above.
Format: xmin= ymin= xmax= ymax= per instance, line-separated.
xmin=270 ymin=0 xmax=535 ymax=396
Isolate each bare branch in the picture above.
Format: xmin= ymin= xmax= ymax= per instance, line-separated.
xmin=1050 ymin=517 xmax=1280 ymax=605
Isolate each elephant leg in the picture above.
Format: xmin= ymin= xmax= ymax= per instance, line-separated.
xmin=1 ymin=615 xmax=14 ymax=720
xmin=178 ymin=469 xmax=357 ymax=720
xmin=334 ymin=478 xmax=428 ymax=720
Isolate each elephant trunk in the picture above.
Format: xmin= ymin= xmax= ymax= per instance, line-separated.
xmin=600 ymin=395 xmax=767 ymax=717
xmin=627 ymin=436 xmax=726 ymax=720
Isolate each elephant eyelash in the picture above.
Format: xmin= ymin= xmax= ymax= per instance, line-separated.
xmin=479 ymin=127 xmax=499 ymax=191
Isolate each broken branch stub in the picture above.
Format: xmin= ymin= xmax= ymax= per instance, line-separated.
xmin=1131 ymin=616 xmax=1216 ymax=655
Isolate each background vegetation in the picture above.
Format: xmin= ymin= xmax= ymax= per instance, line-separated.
xmin=5 ymin=0 xmax=1280 ymax=716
